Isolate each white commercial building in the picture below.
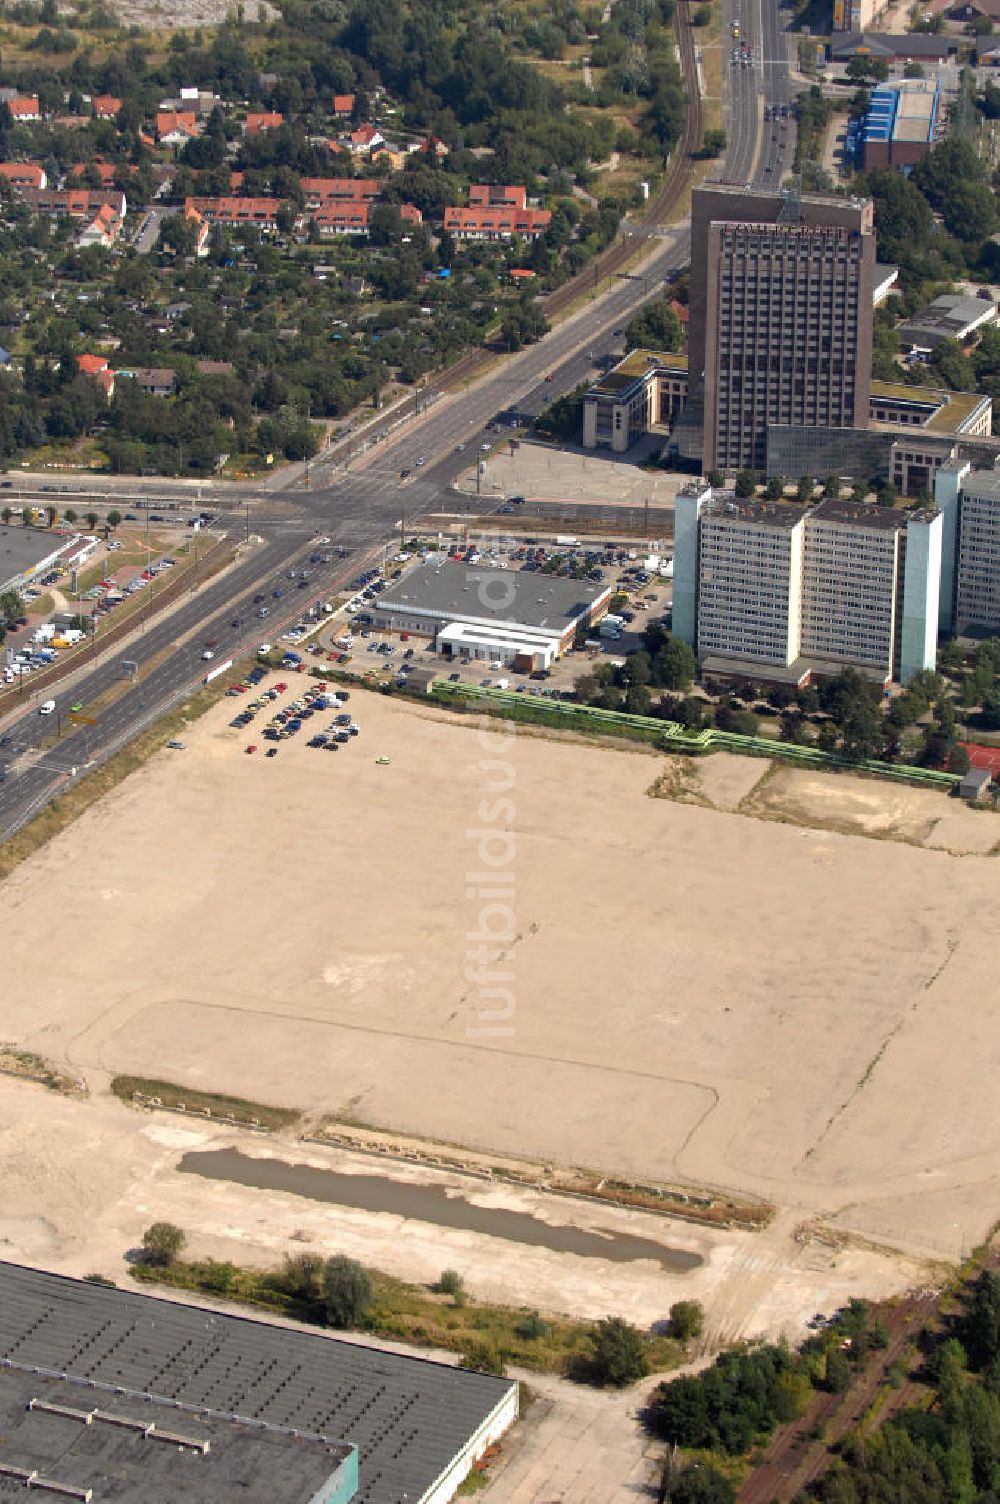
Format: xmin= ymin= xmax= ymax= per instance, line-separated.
xmin=673 ymin=489 xmax=941 ymax=684
xmin=372 ymin=560 xmax=613 ymax=668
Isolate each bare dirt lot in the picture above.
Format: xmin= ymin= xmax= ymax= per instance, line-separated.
xmin=727 ymin=760 xmax=1000 ymax=855
xmin=3 ymin=683 xmax=1000 ymax=1293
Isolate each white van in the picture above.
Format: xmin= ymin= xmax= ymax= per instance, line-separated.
xmin=39 ymin=700 xmax=56 ymax=715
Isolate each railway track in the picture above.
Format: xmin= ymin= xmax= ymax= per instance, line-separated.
xmin=736 ymin=1283 xmax=950 ymax=1504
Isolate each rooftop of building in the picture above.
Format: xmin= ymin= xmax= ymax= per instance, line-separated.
xmin=0 ymin=1260 xmax=516 ymax=1504
xmin=0 ymin=1365 xmax=352 ymax=1504
xmin=0 ymin=524 xmax=69 ymax=585
xmin=703 ymin=497 xmax=806 ymax=529
xmin=586 ymin=346 xmax=687 ymax=396
xmin=694 ymin=182 xmax=870 ymax=216
xmin=375 ymin=559 xmax=609 ymax=629
xmin=898 ymin=293 xmax=996 ymax=343
xmin=869 ymin=379 xmax=991 ymax=432
xmin=955 ymin=466 xmax=1000 ymax=499
xmin=809 ymin=497 xmax=917 ymax=531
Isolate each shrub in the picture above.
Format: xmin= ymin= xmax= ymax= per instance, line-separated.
xmin=670 ymin=1300 xmax=705 ymax=1342
xmin=516 ymin=1310 xmax=550 ymax=1341
xmin=590 ymin=1316 xmax=649 ymax=1386
xmin=141 ymin=1222 xmax=186 ymax=1267
xmin=459 ymin=1341 xmax=507 ymax=1376
xmin=323 ymin=1255 xmax=373 ymax=1329
xmin=437 ymin=1269 xmax=466 ymax=1304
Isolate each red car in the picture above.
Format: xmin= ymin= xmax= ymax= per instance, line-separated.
xmin=274 ymin=681 xmax=287 ymax=693
xmin=245 ymin=744 xmax=257 ymax=754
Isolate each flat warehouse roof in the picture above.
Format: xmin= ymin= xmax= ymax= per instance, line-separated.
xmin=0 ymin=1261 xmax=517 ymax=1504
xmin=376 ymin=561 xmax=610 ymax=631
xmin=0 ymin=1367 xmax=352 ymax=1504
xmin=0 ymin=524 xmax=69 ymax=587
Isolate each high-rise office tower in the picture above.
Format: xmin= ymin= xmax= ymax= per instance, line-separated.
xmin=678 ymin=185 xmax=876 ymax=474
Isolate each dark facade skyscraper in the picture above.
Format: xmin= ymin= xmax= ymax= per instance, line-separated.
xmin=679 ymin=185 xmax=876 ymax=474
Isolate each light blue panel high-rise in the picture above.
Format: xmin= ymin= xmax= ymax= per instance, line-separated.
xmin=932 ymin=459 xmax=969 ymax=633
xmin=672 ymin=482 xmax=711 ymax=647
xmin=900 ymin=509 xmax=942 ymax=683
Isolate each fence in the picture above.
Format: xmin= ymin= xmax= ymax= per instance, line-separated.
xmin=428 ymin=680 xmax=960 ymax=790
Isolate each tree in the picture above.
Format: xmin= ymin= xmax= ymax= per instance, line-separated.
xmin=86 ymin=512 xmax=98 ymax=530
xmin=670 ymin=1300 xmax=705 ymax=1341
xmin=825 ymin=1348 xmax=852 ymax=1393
xmin=107 ymin=508 xmax=122 ymax=530
xmin=64 ymin=507 xmax=77 ymax=523
xmin=797 ymin=475 xmax=814 ymax=502
xmin=281 ymin=1251 xmax=325 ymax=1306
xmin=655 ymin=637 xmax=697 ymax=691
xmin=590 ymin=1316 xmax=649 ymax=1386
xmin=734 ymin=470 xmax=756 ymax=498
xmin=847 ymin=54 xmax=889 ymax=82
xmin=666 ymin=1465 xmax=736 ymax=1503
xmin=141 ymin=1221 xmax=186 ymax=1266
xmin=701 ymin=127 xmax=726 ymax=157
xmin=625 ymin=299 xmax=683 ymax=352
xmin=323 ymin=1254 xmax=373 ymax=1328
xmin=764 ymin=475 xmax=785 ymax=501
xmin=0 ymin=588 xmax=26 ymax=623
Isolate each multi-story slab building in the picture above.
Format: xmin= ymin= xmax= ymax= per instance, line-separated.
xmin=673 ymin=483 xmax=941 ymax=683
xmin=934 ymin=462 xmax=1000 ymax=636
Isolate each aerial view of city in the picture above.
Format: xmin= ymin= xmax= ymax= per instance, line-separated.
xmin=2 ymin=0 xmax=1000 ymax=1498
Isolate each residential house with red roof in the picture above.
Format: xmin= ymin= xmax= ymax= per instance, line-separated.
xmin=7 ymin=97 xmax=40 ymax=121
xmin=77 ymin=199 xmax=123 ymax=248
xmin=331 ymin=94 xmax=355 ymax=116
xmin=444 ymin=201 xmax=550 ymax=241
xmin=244 ymin=111 xmax=283 ymax=134
xmin=184 ymin=195 xmax=283 ymax=231
xmin=184 ymin=203 xmax=211 ymax=256
xmin=314 ymin=199 xmax=422 ymax=235
xmin=348 ymin=123 xmax=384 ymax=154
xmin=0 ymin=161 xmax=46 ymax=189
xmin=92 ymin=94 xmax=122 ymax=118
xmin=468 ymin=184 xmax=528 ymax=209
xmin=17 ymin=187 xmax=127 ymax=220
xmin=156 ymin=110 xmax=199 ymax=144
xmin=299 ymin=177 xmax=380 ymax=208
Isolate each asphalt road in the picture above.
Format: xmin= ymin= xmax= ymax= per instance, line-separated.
xmin=0 ymin=3 xmax=802 ymax=838
xmin=0 ymin=531 xmax=360 ymax=838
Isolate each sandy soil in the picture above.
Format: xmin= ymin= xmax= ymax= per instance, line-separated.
xmin=691 ymin=751 xmax=769 ymax=811
xmin=0 ymin=1075 xmax=931 ymax=1345
xmin=743 ymin=765 xmax=1000 ymax=855
xmin=3 ymin=680 xmax=1000 ymax=1289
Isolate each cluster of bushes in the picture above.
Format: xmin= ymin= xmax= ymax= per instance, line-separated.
xmin=136 ymin=1226 xmax=695 ymax=1382
xmin=652 ymin=1299 xmax=888 ymax=1458
xmin=811 ymin=1272 xmax=1000 ymax=1504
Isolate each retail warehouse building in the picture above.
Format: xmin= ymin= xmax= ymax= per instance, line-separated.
xmin=372 ymin=560 xmax=613 ymax=668
xmin=0 ymin=1260 xmax=518 ymax=1504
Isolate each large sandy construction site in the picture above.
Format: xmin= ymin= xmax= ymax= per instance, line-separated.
xmin=3 ymin=682 xmax=1000 ymax=1321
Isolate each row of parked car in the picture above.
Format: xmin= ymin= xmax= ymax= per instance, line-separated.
xmin=228 ymin=675 xmax=360 ymax=758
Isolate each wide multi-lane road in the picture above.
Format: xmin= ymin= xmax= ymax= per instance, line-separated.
xmin=0 ymin=0 xmax=798 ymax=839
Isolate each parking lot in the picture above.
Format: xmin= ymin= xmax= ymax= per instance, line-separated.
xmin=221 ymin=660 xmax=364 ymax=761
xmin=315 ymin=535 xmax=674 ymax=698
